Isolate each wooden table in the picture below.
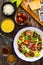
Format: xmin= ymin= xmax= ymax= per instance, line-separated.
xmin=0 ymin=0 xmax=43 ymax=65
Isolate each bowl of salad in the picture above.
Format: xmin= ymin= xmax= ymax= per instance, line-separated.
xmin=13 ymin=27 xmax=43 ymax=62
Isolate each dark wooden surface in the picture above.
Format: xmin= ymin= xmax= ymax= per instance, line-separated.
xmin=0 ymin=0 xmax=43 ymax=65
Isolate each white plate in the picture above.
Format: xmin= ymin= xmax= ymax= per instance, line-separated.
xmin=13 ymin=27 xmax=43 ymax=62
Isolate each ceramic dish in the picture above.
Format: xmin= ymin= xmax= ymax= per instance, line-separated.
xmin=7 ymin=55 xmax=17 ymax=65
xmin=13 ymin=27 xmax=43 ymax=62
xmin=1 ymin=2 xmax=16 ymax=17
xmin=1 ymin=19 xmax=15 ymax=33
xmin=14 ymin=10 xmax=29 ymax=25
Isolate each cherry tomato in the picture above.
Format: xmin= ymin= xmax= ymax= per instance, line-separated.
xmin=37 ymin=43 xmax=42 ymax=51
xmin=24 ymin=30 xmax=31 ymax=36
xmin=18 ymin=47 xmax=22 ymax=52
xmin=19 ymin=36 xmax=23 ymax=40
xmin=29 ymin=51 xmax=34 ymax=57
xmin=23 ymin=40 xmax=30 ymax=45
xmin=33 ymin=33 xmax=38 ymax=37
xmin=24 ymin=53 xmax=29 ymax=57
xmin=30 ymin=44 xmax=36 ymax=51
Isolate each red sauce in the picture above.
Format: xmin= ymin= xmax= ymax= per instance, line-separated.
xmin=2 ymin=47 xmax=10 ymax=55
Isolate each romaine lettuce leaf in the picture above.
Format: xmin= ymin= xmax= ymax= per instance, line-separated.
xmin=10 ymin=0 xmax=16 ymax=3
xmin=24 ymin=36 xmax=30 ymax=40
xmin=18 ymin=39 xmax=22 ymax=44
xmin=10 ymin=0 xmax=22 ymax=7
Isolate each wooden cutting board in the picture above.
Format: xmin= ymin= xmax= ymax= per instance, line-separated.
xmin=21 ymin=0 xmax=43 ymax=26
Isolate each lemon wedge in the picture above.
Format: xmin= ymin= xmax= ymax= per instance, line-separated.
xmin=1 ymin=19 xmax=15 ymax=33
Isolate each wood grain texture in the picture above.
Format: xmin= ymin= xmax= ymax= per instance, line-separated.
xmin=21 ymin=0 xmax=43 ymax=26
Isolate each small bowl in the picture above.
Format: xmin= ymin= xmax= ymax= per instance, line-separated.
xmin=1 ymin=46 xmax=11 ymax=57
xmin=1 ymin=2 xmax=16 ymax=17
xmin=14 ymin=10 xmax=29 ymax=25
xmin=1 ymin=18 xmax=15 ymax=33
xmin=7 ymin=55 xmax=17 ymax=65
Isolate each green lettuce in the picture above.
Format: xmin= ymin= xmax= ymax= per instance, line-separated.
xmin=10 ymin=0 xmax=22 ymax=7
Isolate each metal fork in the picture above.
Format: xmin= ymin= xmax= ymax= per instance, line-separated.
xmin=0 ymin=33 xmax=13 ymax=45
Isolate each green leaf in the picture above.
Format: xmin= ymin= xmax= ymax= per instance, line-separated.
xmin=22 ymin=45 xmax=26 ymax=53
xmin=10 ymin=0 xmax=16 ymax=3
xmin=16 ymin=0 xmax=22 ymax=7
xmin=25 ymin=48 xmax=30 ymax=53
xmin=33 ymin=37 xmax=39 ymax=43
xmin=33 ymin=37 xmax=42 ymax=44
xmin=10 ymin=0 xmax=22 ymax=7
xmin=32 ymin=31 xmax=34 ymax=36
xmin=21 ymin=32 xmax=24 ymax=36
xmin=18 ymin=39 xmax=22 ymax=44
xmin=24 ymin=36 xmax=30 ymax=40
xmin=22 ymin=45 xmax=30 ymax=54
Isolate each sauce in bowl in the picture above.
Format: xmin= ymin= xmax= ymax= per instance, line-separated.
xmin=1 ymin=19 xmax=15 ymax=33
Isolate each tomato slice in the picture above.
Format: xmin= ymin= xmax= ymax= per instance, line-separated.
xmin=30 ymin=44 xmax=36 ymax=51
xmin=23 ymin=40 xmax=30 ymax=45
xmin=19 ymin=36 xmax=23 ymax=40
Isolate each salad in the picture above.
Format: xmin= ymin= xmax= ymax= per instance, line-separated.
xmin=17 ymin=30 xmax=42 ymax=57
